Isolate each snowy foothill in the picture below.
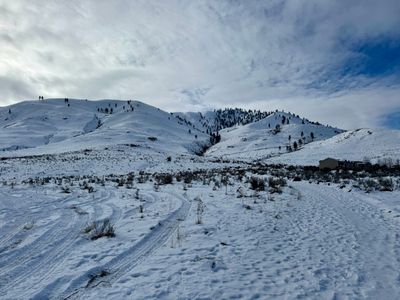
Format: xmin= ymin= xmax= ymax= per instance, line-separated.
xmin=0 ymin=99 xmax=210 ymax=157
xmin=1 ymin=98 xmax=400 ymax=299
xmin=205 ymin=111 xmax=343 ymax=161
xmin=267 ymin=128 xmax=400 ymax=166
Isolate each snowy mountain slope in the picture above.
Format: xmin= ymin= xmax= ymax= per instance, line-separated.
xmin=268 ymin=128 xmax=400 ymax=165
xmin=0 ymin=99 xmax=210 ymax=156
xmin=176 ymin=108 xmax=274 ymax=134
xmin=205 ymin=111 xmax=343 ymax=160
xmin=173 ymin=111 xmax=210 ymax=133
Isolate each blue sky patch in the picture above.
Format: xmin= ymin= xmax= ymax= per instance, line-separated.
xmin=342 ymin=37 xmax=400 ymax=78
xmin=382 ymin=110 xmax=400 ymax=129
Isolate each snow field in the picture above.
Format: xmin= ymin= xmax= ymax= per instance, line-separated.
xmin=1 ymin=170 xmax=399 ymax=299
xmin=0 ymin=179 xmax=184 ymax=299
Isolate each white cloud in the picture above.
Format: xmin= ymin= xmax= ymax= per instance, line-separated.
xmin=0 ymin=0 xmax=399 ymax=128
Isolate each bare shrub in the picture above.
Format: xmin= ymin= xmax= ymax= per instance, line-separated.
xmin=61 ymin=185 xmax=71 ymax=193
xmin=268 ymin=177 xmax=287 ymax=194
xmin=249 ymin=176 xmax=265 ymax=191
xmin=84 ymin=219 xmax=116 ymax=240
xmin=359 ymin=178 xmax=379 ymax=192
xmin=184 ymin=173 xmax=193 ymax=184
xmin=195 ymin=197 xmax=205 ymax=224
xmin=378 ymin=177 xmax=394 ymax=191
xmin=155 ymin=173 xmax=173 ymax=185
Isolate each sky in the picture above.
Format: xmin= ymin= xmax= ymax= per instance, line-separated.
xmin=0 ymin=0 xmax=399 ymax=130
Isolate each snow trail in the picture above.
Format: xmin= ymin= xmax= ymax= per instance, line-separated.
xmin=32 ymin=193 xmax=191 ymax=300
xmin=291 ymin=182 xmax=400 ymax=298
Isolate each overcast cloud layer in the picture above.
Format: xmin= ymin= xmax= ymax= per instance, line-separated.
xmin=1 ymin=0 xmax=400 ymax=129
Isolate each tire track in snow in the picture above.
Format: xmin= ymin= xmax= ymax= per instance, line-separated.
xmin=0 ymin=210 xmax=72 ymax=272
xmin=0 ymin=209 xmax=79 ymax=286
xmin=6 ymin=211 xmax=89 ymax=298
xmin=33 ymin=193 xmax=191 ymax=300
xmin=0 ymin=192 xmax=79 ymax=252
xmin=16 ymin=192 xmax=116 ymax=298
xmin=0 ymin=223 xmax=27 ymax=254
xmin=0 ymin=194 xmax=100 ymax=264
xmin=0 ymin=191 xmax=114 ymax=299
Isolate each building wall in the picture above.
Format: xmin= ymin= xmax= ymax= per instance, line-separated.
xmin=319 ymin=159 xmax=339 ymax=170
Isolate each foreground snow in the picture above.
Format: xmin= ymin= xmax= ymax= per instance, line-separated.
xmin=1 ymin=173 xmax=399 ymax=299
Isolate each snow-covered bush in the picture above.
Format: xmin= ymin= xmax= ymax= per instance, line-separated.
xmin=195 ymin=197 xmax=205 ymax=224
xmin=249 ymin=176 xmax=265 ymax=191
xmin=378 ymin=177 xmax=394 ymax=191
xmin=61 ymin=185 xmax=71 ymax=193
xmin=155 ymin=173 xmax=173 ymax=185
xmin=84 ymin=219 xmax=116 ymax=240
xmin=268 ymin=177 xmax=286 ymax=194
xmin=359 ymin=178 xmax=379 ymax=192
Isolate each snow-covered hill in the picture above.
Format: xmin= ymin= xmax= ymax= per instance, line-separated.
xmin=268 ymin=128 xmax=400 ymax=165
xmin=205 ymin=111 xmax=343 ymax=160
xmin=176 ymin=108 xmax=274 ymax=134
xmin=1 ymin=99 xmax=399 ymax=167
xmin=0 ymin=99 xmax=210 ymax=156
